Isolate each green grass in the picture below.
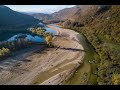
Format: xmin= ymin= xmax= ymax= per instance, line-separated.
xmin=64 ymin=53 xmax=91 ymax=85
xmin=64 ymin=34 xmax=99 ymax=85
xmin=103 ymin=42 xmax=120 ymax=50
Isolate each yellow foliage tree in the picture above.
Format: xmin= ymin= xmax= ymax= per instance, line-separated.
xmin=0 ymin=47 xmax=10 ymax=58
xmin=112 ymin=72 xmax=120 ymax=85
xmin=45 ymin=35 xmax=53 ymax=47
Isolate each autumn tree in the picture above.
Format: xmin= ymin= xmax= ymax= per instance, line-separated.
xmin=112 ymin=72 xmax=120 ymax=85
xmin=45 ymin=35 xmax=53 ymax=47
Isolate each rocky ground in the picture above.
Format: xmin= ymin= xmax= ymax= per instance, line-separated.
xmin=0 ymin=24 xmax=84 ymax=85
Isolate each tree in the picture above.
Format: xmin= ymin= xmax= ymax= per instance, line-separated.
xmin=0 ymin=47 xmax=10 ymax=59
xmin=45 ymin=32 xmax=53 ymax=37
xmin=112 ymin=72 xmax=120 ymax=85
xmin=45 ymin=35 xmax=53 ymax=47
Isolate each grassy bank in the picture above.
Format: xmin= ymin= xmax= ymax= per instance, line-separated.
xmin=64 ymin=33 xmax=100 ymax=85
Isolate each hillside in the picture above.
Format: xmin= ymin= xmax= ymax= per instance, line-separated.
xmin=0 ymin=5 xmax=39 ymax=31
xmin=26 ymin=12 xmax=63 ymax=24
xmin=61 ymin=5 xmax=120 ymax=85
xmin=26 ymin=5 xmax=84 ymax=21
xmin=27 ymin=13 xmax=53 ymax=21
xmin=24 ymin=5 xmax=92 ymax=23
xmin=51 ymin=5 xmax=80 ymax=20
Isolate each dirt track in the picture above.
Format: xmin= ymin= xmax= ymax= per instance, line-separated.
xmin=0 ymin=24 xmax=84 ymax=85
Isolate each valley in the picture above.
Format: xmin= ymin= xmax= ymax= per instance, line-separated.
xmin=0 ymin=5 xmax=119 ymax=85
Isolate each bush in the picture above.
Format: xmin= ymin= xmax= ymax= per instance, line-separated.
xmin=0 ymin=47 xmax=10 ymax=59
xmin=45 ymin=35 xmax=53 ymax=47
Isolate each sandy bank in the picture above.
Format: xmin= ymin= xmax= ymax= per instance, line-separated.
xmin=0 ymin=24 xmax=84 ymax=85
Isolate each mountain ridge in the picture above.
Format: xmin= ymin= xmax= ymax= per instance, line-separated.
xmin=0 ymin=5 xmax=39 ymax=27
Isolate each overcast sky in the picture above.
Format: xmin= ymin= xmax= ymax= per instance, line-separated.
xmin=5 ymin=5 xmax=75 ymax=14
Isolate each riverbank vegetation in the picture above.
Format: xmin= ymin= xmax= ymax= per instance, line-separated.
xmin=0 ymin=40 xmax=34 ymax=61
xmin=61 ymin=5 xmax=120 ymax=85
xmin=0 ymin=38 xmax=33 ymax=60
xmin=29 ymin=27 xmax=53 ymax=47
xmin=64 ymin=34 xmax=100 ymax=85
xmin=0 ymin=47 xmax=10 ymax=59
xmin=0 ymin=26 xmax=54 ymax=60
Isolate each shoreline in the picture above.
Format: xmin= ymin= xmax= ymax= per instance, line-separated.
xmin=0 ymin=24 xmax=85 ymax=85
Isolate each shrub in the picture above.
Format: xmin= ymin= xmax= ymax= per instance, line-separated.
xmin=45 ymin=35 xmax=53 ymax=47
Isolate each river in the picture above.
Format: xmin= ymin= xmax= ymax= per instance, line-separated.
xmin=7 ymin=27 xmax=56 ymax=43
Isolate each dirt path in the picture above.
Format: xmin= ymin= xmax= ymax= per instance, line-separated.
xmin=0 ymin=24 xmax=84 ymax=85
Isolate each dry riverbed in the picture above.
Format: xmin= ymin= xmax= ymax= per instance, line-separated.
xmin=0 ymin=24 xmax=84 ymax=85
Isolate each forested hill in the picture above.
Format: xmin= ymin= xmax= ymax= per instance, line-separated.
xmin=0 ymin=5 xmax=39 ymax=28
xmin=61 ymin=5 xmax=120 ymax=85
xmin=63 ymin=5 xmax=120 ymax=43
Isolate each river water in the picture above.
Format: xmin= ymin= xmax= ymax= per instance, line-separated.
xmin=7 ymin=27 xmax=56 ymax=43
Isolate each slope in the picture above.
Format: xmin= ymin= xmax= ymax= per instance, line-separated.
xmin=61 ymin=5 xmax=120 ymax=85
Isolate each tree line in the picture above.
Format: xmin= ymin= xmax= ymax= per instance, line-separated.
xmin=29 ymin=27 xmax=53 ymax=47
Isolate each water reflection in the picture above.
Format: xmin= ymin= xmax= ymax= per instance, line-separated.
xmin=7 ymin=27 xmax=56 ymax=43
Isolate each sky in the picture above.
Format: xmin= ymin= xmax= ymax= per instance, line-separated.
xmin=5 ymin=5 xmax=75 ymax=14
